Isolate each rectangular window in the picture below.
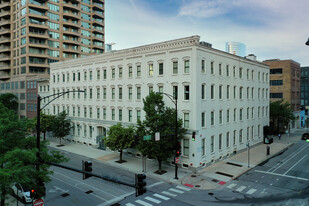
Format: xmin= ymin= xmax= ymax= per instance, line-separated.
xmin=129 ymin=110 xmax=132 ymax=122
xmin=184 ymin=85 xmax=190 ymax=100
xmin=202 ymin=139 xmax=205 ymax=156
xmin=89 ymin=88 xmax=92 ymax=99
xmin=112 ymin=109 xmax=115 ymax=120
xmin=184 ymin=60 xmax=190 ymax=73
xmin=119 ymin=67 xmax=123 ymax=78
xmin=211 ymin=111 xmax=215 ymax=125
xmin=84 ymin=107 xmax=87 ymax=118
xmin=219 ymin=110 xmax=223 ymax=124
xmin=112 ymin=68 xmax=115 ymax=79
xmin=270 ymin=80 xmax=283 ymax=86
xmin=201 ymin=60 xmax=205 ymax=73
xmin=78 ymin=107 xmax=80 ymax=117
xmin=137 ymin=65 xmax=141 ymax=77
xmin=97 ymin=70 xmax=100 ymax=80
xmin=128 ymin=66 xmax=132 ymax=78
xmin=227 ymin=109 xmax=230 ymax=122
xmin=103 ymin=87 xmax=106 ymax=99
xmin=227 ymin=85 xmax=230 ymax=99
xmin=149 ymin=86 xmax=153 ymax=94
xmin=226 ymin=65 xmax=229 ymax=76
xmin=173 ymin=61 xmax=178 ymax=74
xmin=103 ymin=69 xmax=107 ymax=79
xmin=234 ymin=108 xmax=237 ymax=121
xmin=226 ymin=132 xmax=230 ymax=148
xmin=211 ymin=61 xmax=214 ymax=74
xmin=159 ymin=63 xmax=163 ymax=75
xmin=211 ymin=136 xmax=214 ymax=153
xmin=112 ymin=88 xmax=115 ymax=100
xmin=177 ymin=138 xmax=187 ymax=157
xmin=89 ymin=71 xmax=92 ymax=80
xmin=159 ymin=86 xmax=163 ymax=93
xmin=119 ymin=109 xmax=122 ymax=121
xmin=137 ymin=110 xmax=141 ymax=121
xmin=219 ymin=85 xmax=222 ymax=99
xmin=149 ymin=64 xmax=153 ymax=76
xmin=270 ymin=68 xmax=283 ymax=74
xmin=219 ymin=63 xmax=222 ymax=75
xmin=173 ymin=86 xmax=178 ymax=100
xmin=129 ymin=87 xmax=133 ymax=100
xmin=240 ymin=108 xmax=243 ymax=121
xmin=239 ymin=129 xmax=243 ymax=143
xmin=103 ymin=108 xmax=106 ymax=119
xmin=201 ymin=84 xmax=205 ymax=99
xmin=270 ymin=93 xmax=283 ymax=98
xmin=119 ymin=88 xmax=123 ymax=99
xmin=89 ymin=107 xmax=92 ymax=118
xmin=201 ymin=112 xmax=205 ymax=127
xmin=219 ymin=134 xmax=222 ymax=150
xmin=184 ymin=113 xmax=189 ymax=128
xmin=137 ymin=87 xmax=141 ymax=100
xmin=211 ymin=85 xmax=214 ymax=99
xmin=97 ymin=108 xmax=100 ymax=119
xmin=97 ymin=88 xmax=100 ymax=99
xmin=84 ymin=71 xmax=87 ymax=81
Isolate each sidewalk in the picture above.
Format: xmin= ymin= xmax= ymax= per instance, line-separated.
xmin=47 ymin=128 xmax=305 ymax=190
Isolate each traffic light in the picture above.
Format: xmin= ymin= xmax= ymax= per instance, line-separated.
xmin=192 ymin=132 xmax=196 ymax=141
xmin=30 ymin=189 xmax=35 ymax=198
xmin=83 ymin=161 xmax=92 ymax=179
xmin=175 ymin=141 xmax=181 ymax=157
xmin=135 ymin=174 xmax=146 ymax=196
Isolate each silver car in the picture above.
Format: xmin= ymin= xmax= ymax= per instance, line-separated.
xmin=11 ymin=183 xmax=33 ymax=203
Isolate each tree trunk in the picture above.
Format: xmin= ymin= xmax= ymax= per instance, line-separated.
xmin=120 ymin=149 xmax=123 ymax=162
xmin=44 ymin=131 xmax=46 ymax=141
xmin=60 ymin=137 xmax=62 ymax=145
xmin=158 ymin=160 xmax=162 ymax=173
xmin=1 ymin=188 xmax=6 ymax=206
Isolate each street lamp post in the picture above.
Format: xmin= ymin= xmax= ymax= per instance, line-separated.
xmin=246 ymin=142 xmax=250 ymax=168
xmin=158 ymin=92 xmax=178 ymax=180
xmin=36 ymin=90 xmax=85 ymax=196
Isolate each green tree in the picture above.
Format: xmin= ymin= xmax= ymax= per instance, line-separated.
xmin=270 ymin=100 xmax=294 ymax=133
xmin=104 ymin=123 xmax=135 ymax=163
xmin=0 ymin=103 xmax=67 ymax=205
xmin=40 ymin=112 xmax=56 ymax=140
xmin=137 ymin=92 xmax=186 ymax=174
xmin=51 ymin=111 xmax=72 ymax=145
xmin=0 ymin=93 xmax=18 ymax=112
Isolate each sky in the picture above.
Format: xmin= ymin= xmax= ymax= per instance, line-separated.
xmin=105 ymin=0 xmax=309 ymax=66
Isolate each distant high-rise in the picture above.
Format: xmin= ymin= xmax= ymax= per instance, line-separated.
xmin=225 ymin=42 xmax=246 ymax=57
xmin=0 ymin=0 xmax=105 ymax=118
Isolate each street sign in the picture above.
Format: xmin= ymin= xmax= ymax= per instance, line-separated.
xmin=175 ymin=157 xmax=180 ymax=163
xmin=33 ymin=198 xmax=44 ymax=206
xmin=143 ymin=135 xmax=151 ymax=141
xmin=155 ymin=132 xmax=160 ymax=141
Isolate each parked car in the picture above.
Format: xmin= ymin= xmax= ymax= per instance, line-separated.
xmin=302 ymin=133 xmax=309 ymax=140
xmin=11 ymin=183 xmax=33 ymax=203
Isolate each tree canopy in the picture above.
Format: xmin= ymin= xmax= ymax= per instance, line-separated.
xmin=0 ymin=93 xmax=18 ymax=112
xmin=137 ymin=92 xmax=186 ymax=174
xmin=104 ymin=123 xmax=135 ymax=163
xmin=0 ymin=103 xmax=67 ymax=205
xmin=270 ymin=100 xmax=294 ymax=134
xmin=51 ymin=111 xmax=72 ymax=145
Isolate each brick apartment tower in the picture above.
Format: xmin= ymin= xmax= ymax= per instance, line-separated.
xmin=263 ymin=59 xmax=301 ymax=112
xmin=0 ymin=0 xmax=105 ymax=118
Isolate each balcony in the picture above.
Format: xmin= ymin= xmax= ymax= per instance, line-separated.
xmin=63 ymin=28 xmax=80 ymax=37
xmin=63 ymin=38 xmax=80 ymax=45
xmin=0 ymin=45 xmax=10 ymax=52
xmin=63 ymin=20 xmax=80 ymax=28
xmin=29 ymin=61 xmax=48 ymax=67
xmin=93 ymin=3 xmax=104 ymax=11
xmin=0 ymin=2 xmax=10 ymax=10
xmin=28 ymin=10 xmax=48 ymax=20
xmin=29 ymin=30 xmax=49 ymax=39
xmin=0 ymin=37 xmax=10 ymax=43
xmin=28 ymin=42 xmax=48 ymax=49
xmin=92 ymin=44 xmax=104 ymax=50
xmin=63 ymin=46 xmax=80 ymax=54
xmin=0 ymin=71 xmax=10 ymax=80
xmin=0 ymin=19 xmax=10 ymax=26
xmin=29 ymin=0 xmax=48 ymax=11
xmin=93 ymin=10 xmax=104 ymax=18
xmin=28 ymin=52 xmax=49 ymax=58
xmin=63 ymin=10 xmax=80 ymax=19
xmin=0 ymin=54 xmax=10 ymax=61
xmin=92 ymin=27 xmax=104 ymax=35
xmin=0 ymin=63 xmax=10 ymax=70
xmin=0 ymin=10 xmax=10 ymax=18
xmin=0 ymin=28 xmax=10 ymax=35
xmin=63 ymin=2 xmax=80 ymax=11
xmin=92 ymin=35 xmax=104 ymax=41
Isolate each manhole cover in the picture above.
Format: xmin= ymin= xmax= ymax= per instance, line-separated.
xmin=195 ymin=185 xmax=200 ymax=187
xmin=208 ymin=192 xmax=214 ymax=196
xmin=85 ymin=190 xmax=93 ymax=194
xmin=61 ymin=193 xmax=70 ymax=197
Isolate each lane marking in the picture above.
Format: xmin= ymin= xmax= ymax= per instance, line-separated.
xmin=236 ymin=186 xmax=246 ymax=192
xmin=51 ymin=176 xmax=108 ymax=202
xmin=246 ymin=189 xmax=257 ymax=195
xmin=126 ymin=204 xmax=135 ymax=206
xmin=284 ymin=154 xmax=307 ymax=175
xmin=176 ymin=185 xmax=191 ymax=191
xmin=153 ymin=193 xmax=170 ymax=200
xmin=268 ymin=144 xmax=309 ymax=173
xmin=145 ymin=196 xmax=161 ymax=204
xmin=255 ymin=170 xmax=309 ymax=181
xmin=168 ymin=188 xmax=184 ymax=194
xmin=227 ymin=183 xmax=237 ymax=189
xmin=135 ymin=200 xmax=152 ymax=206
xmin=161 ymin=191 xmax=177 ymax=197
xmin=147 ymin=181 xmax=164 ymax=189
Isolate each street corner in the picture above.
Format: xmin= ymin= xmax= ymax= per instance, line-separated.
xmin=180 ymin=174 xmax=221 ymax=190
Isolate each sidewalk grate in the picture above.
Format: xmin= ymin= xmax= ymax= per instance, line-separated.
xmin=216 ymin=171 xmax=234 ymax=178
xmin=226 ymin=162 xmax=243 ymax=167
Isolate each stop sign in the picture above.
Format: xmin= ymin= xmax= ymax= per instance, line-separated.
xmin=33 ymin=198 xmax=44 ymax=206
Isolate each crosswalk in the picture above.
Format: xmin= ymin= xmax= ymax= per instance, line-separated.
xmin=225 ymin=183 xmax=261 ymax=196
xmin=125 ymin=185 xmax=191 ymax=206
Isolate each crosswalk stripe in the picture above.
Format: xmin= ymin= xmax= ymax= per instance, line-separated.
xmin=153 ymin=193 xmax=170 ymax=200
xmin=162 ymin=191 xmax=177 ymax=197
xmin=176 ymin=185 xmax=191 ymax=191
xmin=126 ymin=204 xmax=136 ymax=206
xmin=145 ymin=196 xmax=161 ymax=204
xmin=246 ymin=188 xmax=257 ymax=195
xmin=226 ymin=183 xmax=237 ymax=189
xmin=169 ymin=188 xmax=184 ymax=194
xmin=135 ymin=200 xmax=153 ymax=206
xmin=236 ymin=186 xmax=246 ymax=192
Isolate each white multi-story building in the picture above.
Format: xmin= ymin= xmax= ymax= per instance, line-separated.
xmin=50 ymin=36 xmax=269 ymax=169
